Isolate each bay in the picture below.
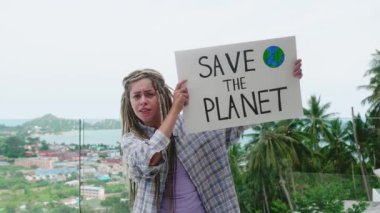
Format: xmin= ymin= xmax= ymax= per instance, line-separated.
xmin=39 ymin=129 xmax=122 ymax=146
xmin=0 ymin=119 xmax=30 ymax=127
xmin=39 ymin=128 xmax=252 ymax=146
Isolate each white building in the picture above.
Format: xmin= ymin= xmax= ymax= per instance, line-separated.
xmin=80 ymin=185 xmax=105 ymax=200
xmin=373 ymin=189 xmax=380 ymax=202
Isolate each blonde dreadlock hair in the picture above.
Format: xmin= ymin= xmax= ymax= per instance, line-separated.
xmin=121 ymin=68 xmax=173 ymax=137
xmin=120 ymin=69 xmax=174 ymax=211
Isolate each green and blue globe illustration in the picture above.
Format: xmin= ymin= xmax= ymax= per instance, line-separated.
xmin=263 ymin=46 xmax=285 ymax=68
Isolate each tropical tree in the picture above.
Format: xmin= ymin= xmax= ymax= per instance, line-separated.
xmin=244 ymin=119 xmax=311 ymax=212
xmin=302 ymin=95 xmax=336 ymax=152
xmin=347 ymin=114 xmax=378 ymax=200
xmin=228 ymin=144 xmax=244 ymax=189
xmin=2 ymin=136 xmax=25 ymax=158
xmin=40 ymin=141 xmax=49 ymax=150
xmin=355 ymin=50 xmax=380 ymax=200
xmin=347 ymin=114 xmax=380 ymax=169
xmin=321 ymin=118 xmax=354 ymax=173
xmin=229 ymin=143 xmax=255 ymax=212
xmin=359 ymin=50 xmax=380 ymax=125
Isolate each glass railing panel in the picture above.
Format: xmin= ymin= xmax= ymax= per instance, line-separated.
xmin=79 ymin=119 xmax=128 ymax=212
xmin=0 ymin=117 xmax=80 ymax=212
xmin=233 ymin=116 xmax=380 ymax=212
xmin=1 ymin=116 xmax=379 ymax=212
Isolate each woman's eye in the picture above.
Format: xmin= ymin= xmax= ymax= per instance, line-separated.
xmin=145 ymin=93 xmax=154 ymax=97
xmin=132 ymin=95 xmax=140 ymax=100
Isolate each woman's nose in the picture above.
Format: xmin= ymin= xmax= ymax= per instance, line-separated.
xmin=139 ymin=95 xmax=148 ymax=105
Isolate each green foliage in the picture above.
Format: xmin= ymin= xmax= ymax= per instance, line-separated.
xmin=100 ymin=197 xmax=129 ymax=213
xmin=104 ymin=183 xmax=125 ymax=193
xmin=349 ymin=114 xmax=380 ymax=169
xmin=33 ymin=180 xmax=50 ymax=187
xmin=2 ymin=136 xmax=25 ymax=158
xmin=5 ymin=205 xmax=16 ymax=213
xmin=29 ymin=204 xmax=45 ymax=213
xmin=0 ymin=175 xmax=28 ymax=190
xmin=289 ymin=173 xmax=370 ymax=213
xmin=49 ymin=204 xmax=77 ymax=213
xmin=270 ymin=199 xmax=290 ymax=213
xmin=359 ymin=50 xmax=380 ymax=116
xmin=66 ymin=172 xmax=78 ymax=181
xmin=293 ymin=182 xmax=345 ymax=213
xmin=302 ymin=95 xmax=336 ymax=152
xmin=0 ymin=138 xmax=5 ymax=153
xmin=228 ymin=144 xmax=244 ymax=186
xmin=346 ymin=201 xmax=369 ymax=213
xmin=83 ymin=179 xmax=106 ymax=187
xmin=51 ymin=183 xmax=79 ymax=199
xmin=90 ymin=119 xmax=121 ymax=129
xmin=0 ymin=165 xmax=25 ymax=174
xmin=229 ymin=93 xmax=375 ymax=212
xmin=321 ymin=118 xmax=354 ymax=174
xmin=18 ymin=114 xmax=79 ymax=134
xmin=100 ymin=197 xmax=119 ymax=206
xmin=40 ymin=141 xmax=49 ymax=150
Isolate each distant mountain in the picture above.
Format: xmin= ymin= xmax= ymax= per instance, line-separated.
xmin=90 ymin=119 xmax=121 ymax=130
xmin=0 ymin=114 xmax=121 ymax=136
xmin=21 ymin=114 xmax=80 ymax=133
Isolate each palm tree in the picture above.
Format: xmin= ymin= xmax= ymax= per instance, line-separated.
xmin=229 ymin=144 xmax=244 ymax=186
xmin=228 ymin=144 xmax=256 ymax=212
xmin=320 ymin=118 xmax=353 ymax=173
xmin=348 ymin=113 xmax=375 ymax=201
xmin=245 ymin=119 xmax=311 ymax=212
xmin=359 ymin=50 xmax=380 ymax=122
xmin=347 ymin=114 xmax=379 ymax=169
xmin=302 ymin=95 xmax=336 ymax=152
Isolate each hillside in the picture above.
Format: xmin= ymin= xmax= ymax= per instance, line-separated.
xmin=0 ymin=114 xmax=121 ymax=136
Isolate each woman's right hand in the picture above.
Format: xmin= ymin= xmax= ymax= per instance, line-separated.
xmin=158 ymin=79 xmax=189 ymax=139
xmin=172 ymin=80 xmax=189 ymax=113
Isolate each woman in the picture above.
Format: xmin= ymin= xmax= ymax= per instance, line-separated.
xmin=121 ymin=60 xmax=303 ymax=213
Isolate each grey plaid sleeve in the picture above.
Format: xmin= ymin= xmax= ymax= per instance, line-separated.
xmin=121 ymin=130 xmax=170 ymax=181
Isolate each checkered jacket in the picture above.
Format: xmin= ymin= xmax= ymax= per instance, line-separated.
xmin=121 ymin=116 xmax=244 ymax=213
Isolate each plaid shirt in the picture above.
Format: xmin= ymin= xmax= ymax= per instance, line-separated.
xmin=121 ymin=116 xmax=244 ymax=213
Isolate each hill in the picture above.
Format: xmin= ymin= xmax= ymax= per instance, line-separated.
xmin=0 ymin=114 xmax=121 ymax=136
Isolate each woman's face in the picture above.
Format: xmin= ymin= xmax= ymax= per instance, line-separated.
xmin=129 ymin=78 xmax=161 ymax=128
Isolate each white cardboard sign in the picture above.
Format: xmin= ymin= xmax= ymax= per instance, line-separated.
xmin=175 ymin=36 xmax=303 ymax=133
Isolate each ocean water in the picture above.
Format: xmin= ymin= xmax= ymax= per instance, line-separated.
xmin=38 ymin=128 xmax=254 ymax=146
xmin=39 ymin=129 xmax=122 ymax=146
xmin=0 ymin=119 xmax=122 ymax=146
xmin=0 ymin=119 xmax=30 ymax=127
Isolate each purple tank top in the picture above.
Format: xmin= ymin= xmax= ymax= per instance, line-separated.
xmin=159 ymin=159 xmax=206 ymax=213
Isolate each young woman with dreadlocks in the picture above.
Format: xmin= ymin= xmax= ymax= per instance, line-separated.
xmin=121 ymin=60 xmax=303 ymax=213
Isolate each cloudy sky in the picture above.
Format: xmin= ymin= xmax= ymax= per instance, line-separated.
xmin=0 ymin=0 xmax=379 ymax=119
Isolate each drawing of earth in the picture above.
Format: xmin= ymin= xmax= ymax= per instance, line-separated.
xmin=263 ymin=46 xmax=285 ymax=68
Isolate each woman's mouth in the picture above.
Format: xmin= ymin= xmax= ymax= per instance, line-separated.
xmin=139 ymin=108 xmax=151 ymax=116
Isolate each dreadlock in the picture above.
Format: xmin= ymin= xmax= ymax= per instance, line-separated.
xmin=121 ymin=69 xmax=173 ymax=137
xmin=120 ymin=68 xmax=174 ymax=211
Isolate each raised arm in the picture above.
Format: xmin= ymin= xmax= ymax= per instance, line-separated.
xmin=149 ymin=80 xmax=189 ymax=165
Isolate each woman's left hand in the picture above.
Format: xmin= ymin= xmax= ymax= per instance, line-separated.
xmin=293 ymin=59 xmax=303 ymax=79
